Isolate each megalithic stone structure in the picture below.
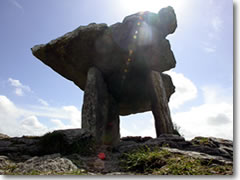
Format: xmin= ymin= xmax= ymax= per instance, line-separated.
xmin=31 ymin=6 xmax=177 ymax=145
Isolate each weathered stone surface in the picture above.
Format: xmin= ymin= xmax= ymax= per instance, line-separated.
xmin=0 ymin=136 xmax=40 ymax=160
xmin=82 ymin=67 xmax=120 ymax=145
xmin=31 ymin=6 xmax=177 ymax=116
xmin=150 ymin=71 xmax=174 ymax=136
xmin=13 ymin=154 xmax=78 ymax=175
xmin=38 ymin=129 xmax=96 ymax=156
xmin=0 ymin=154 xmax=80 ymax=175
xmin=118 ymin=135 xmax=233 ymax=161
xmin=0 ymin=129 xmax=95 ymax=160
xmin=118 ymin=72 xmax=175 ymax=115
xmin=0 ymin=133 xmax=233 ymax=175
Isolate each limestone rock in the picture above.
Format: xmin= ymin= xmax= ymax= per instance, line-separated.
xmin=0 ymin=129 xmax=95 ymax=160
xmin=12 ymin=154 xmax=78 ymax=175
xmin=150 ymin=71 xmax=174 ymax=136
xmin=82 ymin=67 xmax=120 ymax=145
xmin=0 ymin=154 xmax=79 ymax=175
xmin=0 ymin=133 xmax=233 ymax=175
xmin=163 ymin=147 xmax=233 ymax=166
xmin=117 ymin=135 xmax=233 ymax=161
xmin=31 ymin=6 xmax=177 ymax=115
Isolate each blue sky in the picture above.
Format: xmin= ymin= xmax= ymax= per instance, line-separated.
xmin=0 ymin=0 xmax=233 ymax=140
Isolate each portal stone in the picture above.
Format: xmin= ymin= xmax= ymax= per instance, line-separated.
xmin=82 ymin=67 xmax=120 ymax=145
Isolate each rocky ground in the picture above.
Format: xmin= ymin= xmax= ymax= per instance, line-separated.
xmin=0 ymin=129 xmax=233 ymax=175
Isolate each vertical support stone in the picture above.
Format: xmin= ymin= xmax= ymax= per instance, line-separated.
xmin=82 ymin=67 xmax=120 ymax=145
xmin=150 ymin=71 xmax=174 ymax=137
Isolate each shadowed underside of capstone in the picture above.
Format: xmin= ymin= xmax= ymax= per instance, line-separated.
xmin=31 ymin=6 xmax=178 ymax=145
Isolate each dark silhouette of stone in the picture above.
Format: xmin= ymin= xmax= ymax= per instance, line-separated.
xmin=82 ymin=67 xmax=120 ymax=145
xmin=150 ymin=71 xmax=174 ymax=136
xmin=31 ymin=6 xmax=178 ymax=143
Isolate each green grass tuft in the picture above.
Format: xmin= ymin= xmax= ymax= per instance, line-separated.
xmin=120 ymin=146 xmax=233 ymax=175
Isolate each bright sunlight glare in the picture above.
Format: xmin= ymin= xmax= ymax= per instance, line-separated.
xmin=120 ymin=0 xmax=186 ymax=14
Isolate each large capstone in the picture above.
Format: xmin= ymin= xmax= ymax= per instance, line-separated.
xmin=31 ymin=6 xmax=177 ymax=115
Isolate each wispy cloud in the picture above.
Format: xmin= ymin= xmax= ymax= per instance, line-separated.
xmin=8 ymin=78 xmax=32 ymax=96
xmin=203 ymin=47 xmax=216 ymax=53
xmin=201 ymin=42 xmax=216 ymax=53
xmin=211 ymin=16 xmax=223 ymax=33
xmin=38 ymin=98 xmax=49 ymax=106
xmin=203 ymin=1 xmax=225 ymax=52
xmin=9 ymin=0 xmax=24 ymax=12
xmin=207 ymin=0 xmax=224 ymax=40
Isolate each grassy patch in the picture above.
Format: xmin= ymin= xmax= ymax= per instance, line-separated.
xmin=120 ymin=146 xmax=170 ymax=173
xmin=120 ymin=146 xmax=233 ymax=175
xmin=191 ymin=137 xmax=210 ymax=146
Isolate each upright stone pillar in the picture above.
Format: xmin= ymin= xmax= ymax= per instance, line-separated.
xmin=82 ymin=67 xmax=120 ymax=145
xmin=150 ymin=71 xmax=174 ymax=137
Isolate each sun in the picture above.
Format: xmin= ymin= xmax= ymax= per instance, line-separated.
xmin=120 ymin=0 xmax=185 ymax=14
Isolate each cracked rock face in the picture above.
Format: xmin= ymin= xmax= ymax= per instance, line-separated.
xmin=31 ymin=6 xmax=177 ymax=115
xmin=0 ymin=133 xmax=233 ymax=175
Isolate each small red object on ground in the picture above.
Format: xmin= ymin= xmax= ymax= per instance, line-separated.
xmin=98 ymin=153 xmax=106 ymax=160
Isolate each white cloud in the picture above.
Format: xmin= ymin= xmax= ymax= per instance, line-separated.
xmin=0 ymin=95 xmax=82 ymax=137
xmin=38 ymin=98 xmax=49 ymax=106
xmin=8 ymin=78 xmax=22 ymax=87
xmin=172 ymin=86 xmax=233 ymax=140
xmin=20 ymin=116 xmax=48 ymax=136
xmin=63 ymin=106 xmax=81 ymax=127
xmin=50 ymin=119 xmax=68 ymax=130
xmin=0 ymin=96 xmax=21 ymax=136
xmin=165 ymin=71 xmax=197 ymax=109
xmin=212 ymin=16 xmax=223 ymax=32
xmin=120 ymin=112 xmax=156 ymax=138
xmin=8 ymin=78 xmax=32 ymax=96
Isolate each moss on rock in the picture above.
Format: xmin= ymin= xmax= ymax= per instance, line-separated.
xmin=120 ymin=146 xmax=233 ymax=175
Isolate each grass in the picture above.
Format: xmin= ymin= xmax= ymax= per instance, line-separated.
xmin=120 ymin=146 xmax=233 ymax=175
xmin=191 ymin=137 xmax=210 ymax=146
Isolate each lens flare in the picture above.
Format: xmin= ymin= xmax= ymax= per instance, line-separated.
xmin=129 ymin=49 xmax=133 ymax=55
